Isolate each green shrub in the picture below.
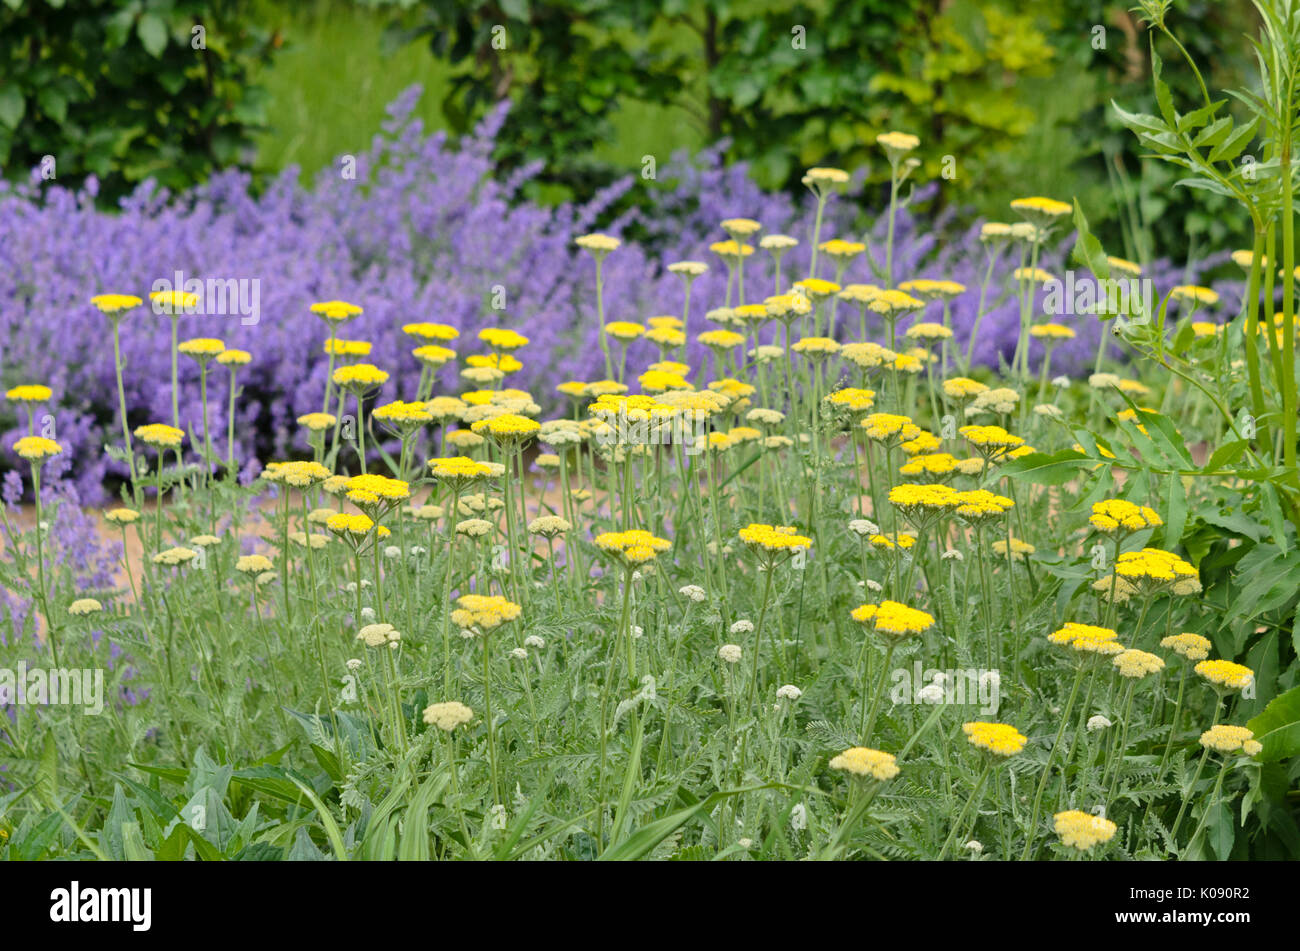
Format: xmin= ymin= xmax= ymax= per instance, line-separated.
xmin=0 ymin=0 xmax=276 ymax=201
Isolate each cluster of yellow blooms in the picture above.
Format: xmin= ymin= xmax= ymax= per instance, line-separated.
xmin=1053 ymin=810 xmax=1117 ymax=851
xmin=450 ymin=594 xmax=523 ymax=632
xmin=828 ymin=747 xmax=900 ymax=781
xmin=1113 ymin=648 xmax=1166 ymax=679
xmin=962 ymin=722 xmax=1027 ymax=756
xmin=1199 ymin=725 xmax=1262 ymax=755
xmin=1194 ymin=659 xmax=1255 ymax=691
xmin=1114 ymin=548 xmax=1199 ymax=588
xmin=737 ymin=523 xmax=813 ymax=554
xmin=1160 ymin=632 xmax=1212 ymax=661
xmin=851 ymin=601 xmax=935 ymax=637
xmin=1048 ymin=622 xmax=1123 ymax=655
xmin=594 ymin=529 xmax=672 ymax=565
xmin=1090 ymin=499 xmax=1162 ymax=534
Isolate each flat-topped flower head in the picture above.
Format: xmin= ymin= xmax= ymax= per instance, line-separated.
xmin=298 ymin=412 xmax=337 ymax=432
xmin=876 ymin=131 xmax=920 ymax=154
xmin=851 ymin=601 xmax=935 ymax=637
xmin=1170 ymin=285 xmax=1219 ymax=307
xmin=357 ymin=622 xmax=401 ymax=647
xmin=868 ymin=531 xmax=916 ymax=551
xmin=760 ymin=295 xmax=810 ymax=325
xmin=469 ymin=413 xmax=541 ymax=443
xmin=959 ymin=424 xmax=1024 ymax=455
xmin=819 ymin=238 xmax=866 ymax=260
xmin=709 ymin=239 xmax=754 ymax=260
xmin=332 ymin=363 xmax=389 ymax=390
xmin=791 ymin=277 xmax=842 ymax=299
xmin=13 ymin=436 xmax=62 ymax=461
xmin=149 ymin=290 xmax=200 ymax=314
xmin=1049 ymin=622 xmax=1122 ymax=655
xmin=268 ymin=460 xmax=332 ymax=488
xmin=68 ymin=598 xmax=103 ymax=617
xmin=861 ymin=412 xmax=921 ymax=443
xmin=324 ymin=338 xmax=372 ymax=358
xmin=898 ymin=278 xmax=967 ymax=300
xmin=153 ymin=546 xmax=197 ymax=566
xmin=1160 ymin=632 xmax=1212 ymax=661
xmin=373 ymin=400 xmax=434 ymax=434
xmin=344 ymin=473 xmax=410 ymax=504
xmin=1107 ymin=256 xmax=1143 ymax=276
xmin=403 ymin=322 xmax=459 ymax=341
xmin=134 ymin=423 xmax=185 ymax=450
xmin=235 ymin=554 xmax=275 ymax=575
xmin=963 ymin=722 xmax=1027 ymax=756
xmin=867 ymin=289 xmax=926 ymax=315
xmin=91 ymin=293 xmax=144 ymax=316
xmin=1090 ymin=499 xmax=1161 ymax=534
xmin=478 ymin=327 xmax=530 ymax=351
xmin=698 ymin=329 xmax=746 ymax=350
xmin=1013 ymin=267 xmax=1055 ymax=284
xmin=965 ymin=387 xmax=1020 ymax=417
xmin=888 ymin=483 xmax=958 ymax=518
xmin=791 ymin=336 xmax=840 ymax=358
xmin=991 ymin=537 xmax=1035 ymax=559
xmin=1053 ymin=810 xmax=1117 ymax=851
xmin=738 ymin=523 xmax=813 ymax=556
xmin=595 ymin=529 xmax=671 ymax=565
xmin=600 ymin=321 xmax=645 ymax=344
xmin=842 ymin=342 xmax=897 ymax=369
xmin=326 ymin=512 xmax=376 ymax=538
xmin=451 ymin=594 xmax=522 ymax=633
xmin=829 ymin=746 xmax=899 ymax=781
xmin=760 ymin=234 xmax=799 ymax=251
xmin=1199 ymin=724 xmax=1262 ymax=755
xmin=1114 ymin=548 xmax=1198 ymax=590
xmin=1030 ymin=323 xmax=1076 ymax=341
xmin=217 ymin=349 xmax=252 ymax=366
xmin=528 ymin=515 xmax=571 ymax=538
xmin=720 ymin=217 xmax=762 ymax=238
xmin=1194 ymin=659 xmax=1254 ymax=692
xmin=104 ymin=508 xmax=141 ymax=525
xmin=638 ymin=369 xmax=692 ymax=392
xmin=1011 ymin=196 xmax=1072 ymax=219
xmin=802 ymin=166 xmax=850 ymax=187
xmin=310 ymin=299 xmax=363 ymax=323
xmin=423 ymin=701 xmax=474 ymax=731
xmin=953 ymin=489 xmax=1014 ymax=521
xmin=667 ymin=260 xmax=708 ymax=277
xmin=177 ymin=338 xmax=225 ymax=363
xmin=575 ymin=232 xmax=621 ymax=255
xmin=1114 ymin=649 xmax=1165 ymax=679
xmin=826 ymin=387 xmax=876 ymax=415
xmin=6 ymin=385 xmax=52 ymax=403
xmin=905 ymin=322 xmax=954 ymax=343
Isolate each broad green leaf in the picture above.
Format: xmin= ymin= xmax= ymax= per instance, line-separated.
xmin=1247 ymin=685 xmax=1300 ymax=762
xmin=137 ymin=13 xmax=169 ymax=58
xmin=997 ymin=450 xmax=1093 ymax=486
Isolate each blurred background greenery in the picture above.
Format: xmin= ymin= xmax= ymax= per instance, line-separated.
xmin=0 ymin=0 xmax=1259 ymax=261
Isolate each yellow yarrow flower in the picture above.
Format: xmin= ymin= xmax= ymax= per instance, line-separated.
xmin=5 ymin=385 xmax=52 ymax=402
xmin=1199 ymin=724 xmax=1262 ymax=755
xmin=829 ymin=747 xmax=899 ymax=781
xmin=1194 ymin=659 xmax=1254 ymax=692
xmin=134 ymin=423 xmax=185 ymax=449
xmin=1113 ymin=649 xmax=1165 ymax=679
xmin=1053 ymin=810 xmax=1117 ymax=851
xmin=851 ymin=601 xmax=935 ymax=637
xmin=1160 ymin=632 xmax=1212 ymax=661
xmin=962 ymin=722 xmax=1027 ymax=757
xmin=13 ymin=436 xmax=62 ymax=461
